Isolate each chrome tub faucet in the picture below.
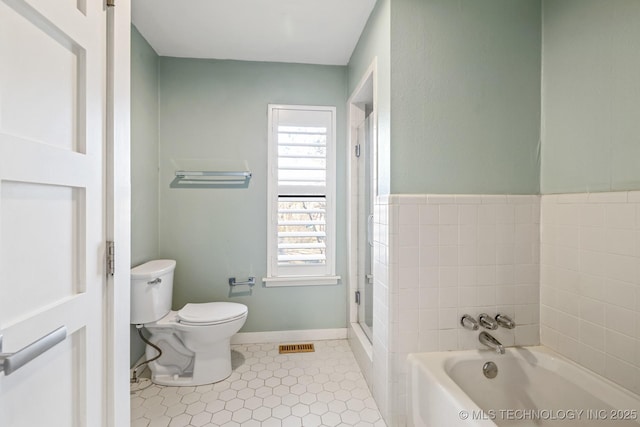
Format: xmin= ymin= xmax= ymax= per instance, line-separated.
xmin=479 ymin=331 xmax=505 ymax=355
xmin=478 ymin=313 xmax=498 ymax=330
xmin=495 ymin=313 xmax=515 ymax=329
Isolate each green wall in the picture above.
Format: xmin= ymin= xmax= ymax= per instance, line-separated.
xmin=541 ymin=0 xmax=640 ymax=193
xmin=348 ymin=0 xmax=392 ymax=195
xmin=356 ymin=0 xmax=639 ymax=195
xmin=130 ymin=0 xmax=640 ymax=366
xmin=158 ymin=58 xmax=348 ymax=332
xmin=389 ymin=0 xmax=541 ymax=194
xmin=130 ymin=26 xmax=159 ymax=364
xmin=131 ymin=26 xmax=159 ymax=265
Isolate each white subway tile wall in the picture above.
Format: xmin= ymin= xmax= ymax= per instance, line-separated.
xmin=371 ymin=196 xmax=391 ymax=422
xmin=376 ymin=194 xmax=540 ymax=426
xmin=540 ymin=191 xmax=640 ymax=395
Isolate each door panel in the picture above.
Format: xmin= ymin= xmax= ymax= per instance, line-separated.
xmin=0 ymin=0 xmax=85 ymax=152
xmin=0 ymin=328 xmax=85 ymax=426
xmin=1 ymin=182 xmax=84 ymax=323
xmin=0 ymin=0 xmax=106 ymax=425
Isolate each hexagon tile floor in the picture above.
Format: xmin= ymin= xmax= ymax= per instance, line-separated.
xmin=131 ymin=339 xmax=387 ymax=427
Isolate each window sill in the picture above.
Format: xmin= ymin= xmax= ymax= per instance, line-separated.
xmin=262 ymin=276 xmax=341 ymax=287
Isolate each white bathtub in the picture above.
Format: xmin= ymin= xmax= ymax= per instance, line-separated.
xmin=407 ymin=346 xmax=640 ymax=426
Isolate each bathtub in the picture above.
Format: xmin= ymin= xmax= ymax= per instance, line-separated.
xmin=407 ymin=346 xmax=640 ymax=426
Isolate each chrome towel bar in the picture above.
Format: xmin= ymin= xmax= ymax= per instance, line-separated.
xmin=229 ymin=277 xmax=256 ymax=287
xmin=0 ymin=326 xmax=67 ymax=375
xmin=171 ymin=167 xmax=252 ymax=188
xmin=175 ymin=170 xmax=251 ymax=181
xmin=175 ymin=170 xmax=252 ymax=177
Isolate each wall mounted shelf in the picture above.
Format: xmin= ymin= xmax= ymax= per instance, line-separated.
xmin=170 ymin=159 xmax=252 ymax=188
xmin=175 ymin=170 xmax=252 ymax=182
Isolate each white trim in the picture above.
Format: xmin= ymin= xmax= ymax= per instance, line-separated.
xmin=106 ymin=2 xmax=131 ymax=426
xmin=346 ymin=59 xmax=378 ymax=327
xmin=231 ymin=328 xmax=347 ymax=345
xmin=348 ymin=59 xmax=378 ymax=109
xmin=350 ymin=322 xmax=373 ymax=360
xmin=134 ymin=329 xmax=348 ymax=359
xmin=348 ymin=323 xmax=373 ymax=390
xmin=262 ymin=275 xmax=341 ymax=287
xmin=266 ymin=104 xmax=337 ymax=283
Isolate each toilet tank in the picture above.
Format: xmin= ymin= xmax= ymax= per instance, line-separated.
xmin=130 ymin=259 xmax=176 ymax=325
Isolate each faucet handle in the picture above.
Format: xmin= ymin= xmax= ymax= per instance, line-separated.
xmin=495 ymin=313 xmax=516 ymax=329
xmin=460 ymin=314 xmax=479 ymax=331
xmin=478 ymin=313 xmax=498 ymax=330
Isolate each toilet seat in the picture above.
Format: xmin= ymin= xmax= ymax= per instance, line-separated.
xmin=177 ymin=302 xmax=248 ymax=326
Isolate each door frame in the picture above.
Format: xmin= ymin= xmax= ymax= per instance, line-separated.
xmin=346 ymin=58 xmax=377 ymax=350
xmin=105 ymin=1 xmax=131 ymax=426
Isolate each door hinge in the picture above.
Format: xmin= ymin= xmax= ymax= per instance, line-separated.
xmin=355 ymin=144 xmax=361 ymax=158
xmin=107 ymin=241 xmax=115 ymax=276
xmin=355 ymin=290 xmax=361 ymax=305
xmin=106 ymin=0 xmax=115 ymax=7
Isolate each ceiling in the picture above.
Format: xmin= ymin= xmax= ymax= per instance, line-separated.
xmin=132 ymin=0 xmax=377 ymax=66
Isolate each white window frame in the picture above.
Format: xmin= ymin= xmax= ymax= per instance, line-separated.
xmin=264 ymin=104 xmax=339 ymax=287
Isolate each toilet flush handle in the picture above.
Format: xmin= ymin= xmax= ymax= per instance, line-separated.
xmin=147 ymin=278 xmax=162 ymax=285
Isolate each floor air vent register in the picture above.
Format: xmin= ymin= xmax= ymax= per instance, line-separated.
xmin=278 ymin=343 xmax=315 ymax=354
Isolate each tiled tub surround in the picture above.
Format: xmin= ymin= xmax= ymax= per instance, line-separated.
xmin=371 ymin=194 xmax=541 ymax=425
xmin=540 ymin=191 xmax=640 ymax=395
xmin=131 ymin=340 xmax=386 ymax=427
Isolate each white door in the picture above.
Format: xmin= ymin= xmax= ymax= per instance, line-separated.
xmin=0 ymin=0 xmax=107 ymax=426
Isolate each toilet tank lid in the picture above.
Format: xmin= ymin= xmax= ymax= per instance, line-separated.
xmin=131 ymin=259 xmax=176 ymax=280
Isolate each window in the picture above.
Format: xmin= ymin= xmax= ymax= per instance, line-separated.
xmin=265 ymin=105 xmax=339 ymax=286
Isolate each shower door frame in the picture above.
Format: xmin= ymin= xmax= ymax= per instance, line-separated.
xmin=347 ymin=59 xmax=377 ymax=346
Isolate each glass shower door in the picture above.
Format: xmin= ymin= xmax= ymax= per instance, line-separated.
xmin=356 ymin=115 xmax=374 ymax=342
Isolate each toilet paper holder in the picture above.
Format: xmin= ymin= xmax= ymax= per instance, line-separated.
xmin=229 ymin=277 xmax=256 ymax=287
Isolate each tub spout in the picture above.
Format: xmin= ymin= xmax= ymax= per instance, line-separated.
xmin=479 ymin=331 xmax=505 ymax=355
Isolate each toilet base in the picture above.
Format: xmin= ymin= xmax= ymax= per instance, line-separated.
xmin=149 ymin=337 xmax=233 ymax=386
xmin=151 ymin=374 xmax=207 ymax=387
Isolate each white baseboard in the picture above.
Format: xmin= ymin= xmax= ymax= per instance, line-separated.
xmin=231 ymin=328 xmax=347 ymax=345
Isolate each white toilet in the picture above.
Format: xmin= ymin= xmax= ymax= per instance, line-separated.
xmin=130 ymin=259 xmax=248 ymax=386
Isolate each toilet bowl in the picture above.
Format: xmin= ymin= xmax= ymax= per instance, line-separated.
xmin=130 ymin=260 xmax=248 ymax=386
